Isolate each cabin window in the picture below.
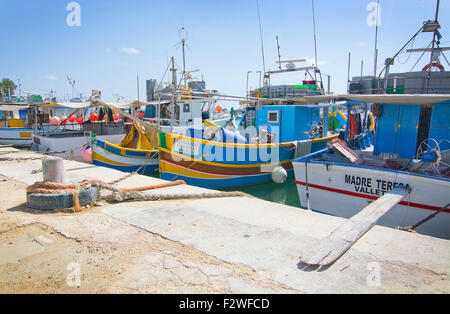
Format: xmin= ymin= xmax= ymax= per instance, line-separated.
xmin=268 ymin=111 xmax=279 ymax=123
xmin=183 ymin=104 xmax=190 ymax=113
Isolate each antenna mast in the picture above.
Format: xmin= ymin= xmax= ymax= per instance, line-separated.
xmin=276 ymin=36 xmax=282 ymax=70
xmin=373 ymin=0 xmax=380 ymax=78
xmin=170 ymin=56 xmax=177 ymax=89
xmin=256 ymin=0 xmax=266 ymax=83
xmin=67 ymin=76 xmax=81 ymax=100
xmin=179 ymin=27 xmax=187 ymax=88
xmin=311 ymin=0 xmax=318 ymax=81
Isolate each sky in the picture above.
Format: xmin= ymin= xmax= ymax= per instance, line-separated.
xmin=1 ymin=0 xmax=449 ymax=102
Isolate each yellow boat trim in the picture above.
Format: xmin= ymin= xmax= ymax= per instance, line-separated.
xmin=312 ymin=134 xmax=339 ymax=143
xmin=159 ymin=147 xmax=291 ymax=168
xmin=92 ymin=151 xmax=129 ymax=167
xmin=165 ymin=132 xmax=337 ymax=149
xmin=166 ymin=133 xmax=295 ymax=149
xmin=102 ymin=140 xmax=158 ymax=154
xmin=160 ymin=160 xmax=234 ymax=179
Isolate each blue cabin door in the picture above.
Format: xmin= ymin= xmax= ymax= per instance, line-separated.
xmin=429 ymin=103 xmax=450 ymax=151
xmin=396 ymin=105 xmax=420 ymax=158
xmin=375 ymin=104 xmax=420 ymax=158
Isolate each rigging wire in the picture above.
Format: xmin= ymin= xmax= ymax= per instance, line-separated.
xmin=437 ymin=44 xmax=450 ymax=67
xmin=409 ymin=40 xmax=433 ymax=72
xmin=397 ymin=36 xmax=416 ymax=65
xmin=157 ymin=59 xmax=172 ymax=91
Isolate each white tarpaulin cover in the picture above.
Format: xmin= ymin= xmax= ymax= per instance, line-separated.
xmin=33 ymin=99 xmax=170 ymax=109
xmin=0 ymin=105 xmax=30 ymax=111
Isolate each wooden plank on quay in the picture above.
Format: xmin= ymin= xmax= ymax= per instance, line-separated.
xmin=299 ymin=187 xmax=410 ymax=267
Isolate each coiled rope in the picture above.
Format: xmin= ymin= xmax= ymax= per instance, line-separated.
xmin=25 ymin=173 xmax=184 ymax=212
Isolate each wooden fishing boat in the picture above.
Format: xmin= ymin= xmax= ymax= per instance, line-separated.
xmin=158 ymin=97 xmax=339 ymax=189
xmin=293 ymin=94 xmax=450 ymax=239
xmin=293 ymin=10 xmax=450 ymax=239
xmin=92 ymin=122 xmax=159 ymax=174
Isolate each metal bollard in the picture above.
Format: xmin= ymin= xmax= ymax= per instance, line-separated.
xmin=42 ymin=157 xmax=65 ymax=183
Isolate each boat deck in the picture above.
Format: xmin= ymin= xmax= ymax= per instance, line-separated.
xmin=0 ymin=147 xmax=449 ymax=293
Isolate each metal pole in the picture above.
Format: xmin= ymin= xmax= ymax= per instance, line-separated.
xmin=170 ymin=56 xmax=177 ymax=88
xmin=305 ymin=161 xmax=311 ymax=211
xmin=137 ymin=75 xmax=140 ymax=102
xmin=327 ymin=74 xmax=330 ymax=94
xmin=312 ymin=0 xmax=319 ymax=82
xmin=246 ymin=71 xmax=253 ymax=97
xmin=256 ymin=71 xmax=262 ymax=89
xmin=347 ymin=52 xmax=351 ymax=93
xmin=182 ymin=40 xmax=186 ymax=88
xmin=361 ymin=60 xmax=364 ymax=80
xmin=373 ymin=0 xmax=380 ymax=77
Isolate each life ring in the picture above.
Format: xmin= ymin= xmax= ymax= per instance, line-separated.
xmin=422 ymin=62 xmax=445 ymax=72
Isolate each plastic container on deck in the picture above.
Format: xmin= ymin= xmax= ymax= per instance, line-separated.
xmin=185 ymin=128 xmax=205 ymax=139
xmin=213 ymin=128 xmax=247 ymax=144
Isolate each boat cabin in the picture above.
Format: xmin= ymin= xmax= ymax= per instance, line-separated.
xmin=239 ymin=103 xmax=329 ymax=143
xmin=373 ymin=101 xmax=450 ymax=158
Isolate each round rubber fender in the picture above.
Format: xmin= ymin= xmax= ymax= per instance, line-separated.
xmin=27 ymin=187 xmax=99 ymax=211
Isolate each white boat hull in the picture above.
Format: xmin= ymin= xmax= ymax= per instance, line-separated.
xmin=293 ymin=159 xmax=450 ymax=239
xmin=31 ymin=132 xmax=125 ymax=162
xmin=0 ymin=128 xmax=33 ymax=147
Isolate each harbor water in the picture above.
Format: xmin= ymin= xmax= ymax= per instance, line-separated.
xmin=228 ymin=178 xmax=301 ymax=208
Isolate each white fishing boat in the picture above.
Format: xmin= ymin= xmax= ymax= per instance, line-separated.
xmin=0 ymin=101 xmax=33 ymax=147
xmin=293 ymin=10 xmax=450 ymax=239
xmin=31 ymin=99 xmax=132 ymax=162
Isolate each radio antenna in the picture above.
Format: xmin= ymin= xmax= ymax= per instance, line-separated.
xmin=311 ymin=0 xmax=319 ymax=81
xmin=276 ymin=36 xmax=282 ymax=70
xmin=256 ymin=0 xmax=266 ymax=77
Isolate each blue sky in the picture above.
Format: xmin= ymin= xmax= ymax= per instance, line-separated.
xmin=1 ymin=0 xmax=449 ymax=102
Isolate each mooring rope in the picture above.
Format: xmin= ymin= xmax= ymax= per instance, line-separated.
xmin=91 ymin=181 xmax=249 ymax=203
xmin=397 ymin=202 xmax=450 ymax=232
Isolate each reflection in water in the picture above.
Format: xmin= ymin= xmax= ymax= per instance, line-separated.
xmin=231 ymin=178 xmax=301 ymax=208
xmin=147 ymin=172 xmax=301 ymax=208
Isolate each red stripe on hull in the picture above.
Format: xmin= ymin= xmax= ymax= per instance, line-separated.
xmin=295 ymin=180 xmax=450 ymax=213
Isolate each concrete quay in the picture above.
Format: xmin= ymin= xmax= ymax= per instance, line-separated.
xmin=0 ymin=147 xmax=448 ymax=293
